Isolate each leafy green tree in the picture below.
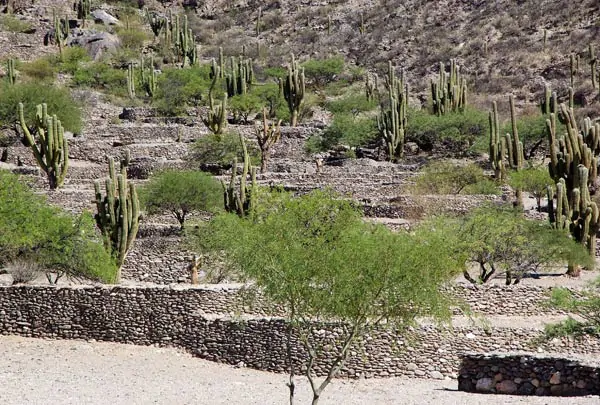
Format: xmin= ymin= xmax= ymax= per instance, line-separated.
xmin=139 ymin=170 xmax=223 ymax=229
xmin=412 ymin=161 xmax=499 ymax=195
xmin=452 ymin=205 xmax=593 ymax=285
xmin=508 ymin=167 xmax=553 ymax=211
xmin=191 ymin=189 xmax=463 ymax=405
xmin=545 ymin=280 xmax=600 ymax=337
xmin=188 ymin=131 xmax=260 ymax=169
xmin=302 ymin=55 xmax=344 ymax=88
xmin=155 ymin=65 xmax=212 ymax=115
xmin=0 ymin=170 xmax=117 ymax=283
xmin=0 ymin=82 xmax=82 ymax=133
xmin=229 ymin=93 xmax=262 ymax=124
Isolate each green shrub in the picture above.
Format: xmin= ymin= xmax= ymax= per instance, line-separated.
xmin=0 ymin=82 xmax=82 ymax=133
xmin=0 ymin=15 xmax=33 ymax=33
xmin=325 ymin=93 xmax=377 ymax=115
xmin=116 ymin=25 xmax=150 ymax=50
xmin=188 ymin=131 xmax=260 ymax=168
xmin=49 ymin=47 xmax=91 ymax=75
xmin=302 ymin=55 xmax=344 ymax=87
xmin=406 ymin=107 xmax=488 ymax=152
xmin=0 ymin=171 xmax=117 ymax=283
xmin=139 ymin=170 xmax=223 ymax=229
xmin=72 ymin=62 xmax=127 ymax=97
xmin=19 ymin=59 xmax=56 ymax=83
xmin=501 ymin=114 xmax=563 ymax=158
xmin=412 ymin=161 xmax=497 ymax=195
xmin=155 ymin=66 xmax=212 ymax=115
xmin=316 ymin=114 xmax=378 ymax=151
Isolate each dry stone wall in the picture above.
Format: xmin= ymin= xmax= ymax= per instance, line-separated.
xmin=0 ymin=285 xmax=599 ymax=381
xmin=458 ymin=353 xmax=600 ymax=396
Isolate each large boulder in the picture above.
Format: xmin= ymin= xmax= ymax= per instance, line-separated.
xmin=91 ymin=10 xmax=119 ymax=26
xmin=68 ymin=30 xmax=120 ymax=60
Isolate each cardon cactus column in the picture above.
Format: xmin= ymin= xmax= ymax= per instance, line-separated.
xmin=507 ymin=95 xmax=524 ymax=170
xmin=94 ymin=152 xmax=139 ymax=281
xmin=377 ymin=61 xmax=407 ymax=162
xmin=127 ymin=62 xmax=135 ymax=99
xmin=488 ymin=101 xmax=506 ymax=181
xmin=7 ymin=58 xmax=16 ymax=85
xmin=140 ymin=55 xmax=157 ymax=99
xmin=547 ymin=103 xmax=600 ymax=258
xmin=18 ymin=102 xmax=69 ymax=190
xmin=223 ymin=133 xmax=257 ymax=217
xmin=282 ymin=54 xmax=305 ymax=127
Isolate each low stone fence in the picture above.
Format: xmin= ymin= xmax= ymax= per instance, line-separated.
xmin=458 ymin=353 xmax=600 ymax=396
xmin=0 ymin=285 xmax=599 ymax=380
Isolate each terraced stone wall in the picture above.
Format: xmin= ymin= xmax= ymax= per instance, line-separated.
xmin=458 ymin=353 xmax=600 ymax=396
xmin=0 ymin=285 xmax=599 ymax=380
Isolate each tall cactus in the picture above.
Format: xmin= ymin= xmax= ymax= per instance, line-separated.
xmin=127 ymin=62 xmax=135 ymax=99
xmin=140 ymin=55 xmax=157 ymax=99
xmin=590 ymin=44 xmax=597 ymax=90
xmin=223 ymin=133 xmax=257 ymax=217
xmin=488 ymin=101 xmax=506 ymax=181
xmin=94 ymin=151 xmax=140 ymax=281
xmin=282 ymin=54 xmax=305 ymax=127
xmin=254 ymin=108 xmax=281 ymax=172
xmin=547 ymin=103 xmax=600 ymax=258
xmin=53 ymin=12 xmax=69 ymax=60
xmin=146 ymin=10 xmax=166 ymax=39
xmin=431 ymin=59 xmax=467 ymax=115
xmin=176 ymin=15 xmax=197 ymax=67
xmin=6 ymin=58 xmax=16 ymax=85
xmin=377 ymin=61 xmax=407 ymax=162
xmin=507 ymin=95 xmax=525 ymax=170
xmin=18 ymin=103 xmax=69 ymax=190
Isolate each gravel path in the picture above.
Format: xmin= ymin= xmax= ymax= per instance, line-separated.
xmin=0 ymin=336 xmax=597 ymax=405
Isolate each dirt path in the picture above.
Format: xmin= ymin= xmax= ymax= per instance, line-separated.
xmin=0 ymin=336 xmax=597 ymax=405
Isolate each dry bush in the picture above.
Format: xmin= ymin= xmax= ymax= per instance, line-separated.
xmin=5 ymin=259 xmax=41 ymax=285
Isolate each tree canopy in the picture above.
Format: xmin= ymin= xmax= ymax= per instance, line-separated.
xmin=190 ymin=189 xmax=464 ymax=405
xmin=138 ymin=169 xmax=223 ymax=228
xmin=0 ymin=170 xmax=117 ymax=283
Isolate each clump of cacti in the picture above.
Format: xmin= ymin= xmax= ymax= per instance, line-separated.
xmin=430 ymin=59 xmax=467 ymax=115
xmin=94 ymin=150 xmax=139 ymax=281
xmin=488 ymin=97 xmax=525 ymax=182
xmin=282 ymin=54 xmax=305 ymax=127
xmin=254 ymin=108 xmax=281 ymax=172
xmin=73 ymin=0 xmax=90 ymax=28
xmin=175 ymin=15 xmax=197 ymax=67
xmin=203 ymin=92 xmax=228 ymax=135
xmin=146 ymin=10 xmax=166 ymax=39
xmin=6 ymin=58 xmax=16 ymax=85
xmin=18 ymin=102 xmax=69 ymax=190
xmin=547 ymin=103 xmax=600 ymax=257
xmin=225 ymin=56 xmax=254 ymax=97
xmin=365 ymin=73 xmax=378 ymax=102
xmin=223 ymin=133 xmax=257 ymax=217
xmin=377 ymin=61 xmax=407 ymax=162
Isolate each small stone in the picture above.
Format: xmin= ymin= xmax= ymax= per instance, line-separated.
xmin=531 ymin=379 xmax=540 ymax=387
xmin=415 ymin=370 xmax=425 ymax=377
xmin=406 ymin=363 xmax=417 ymax=371
xmin=576 ymin=380 xmax=587 ymax=389
xmin=476 ymin=377 xmax=494 ymax=392
xmin=496 ymin=380 xmax=518 ymax=394
xmin=550 ymin=372 xmax=561 ymax=385
xmin=429 ymin=371 xmax=444 ymax=380
xmin=513 ymin=378 xmax=522 ymax=384
xmin=493 ymin=373 xmax=503 ymax=382
xmin=517 ymin=382 xmax=536 ymax=395
xmin=465 ymin=332 xmax=476 ymax=339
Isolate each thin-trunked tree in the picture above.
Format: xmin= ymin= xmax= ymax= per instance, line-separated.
xmin=193 ymin=189 xmax=464 ymax=405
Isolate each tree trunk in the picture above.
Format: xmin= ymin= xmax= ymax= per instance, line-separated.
xmin=261 ymin=151 xmax=268 ymax=173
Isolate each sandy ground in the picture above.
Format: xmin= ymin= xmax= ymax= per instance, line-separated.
xmin=0 ymin=336 xmax=597 ymax=405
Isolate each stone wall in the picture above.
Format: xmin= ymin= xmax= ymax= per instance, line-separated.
xmin=458 ymin=353 xmax=600 ymax=396
xmin=0 ymin=285 xmax=599 ymax=380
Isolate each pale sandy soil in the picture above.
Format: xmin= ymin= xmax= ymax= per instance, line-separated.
xmin=0 ymin=336 xmax=597 ymax=405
